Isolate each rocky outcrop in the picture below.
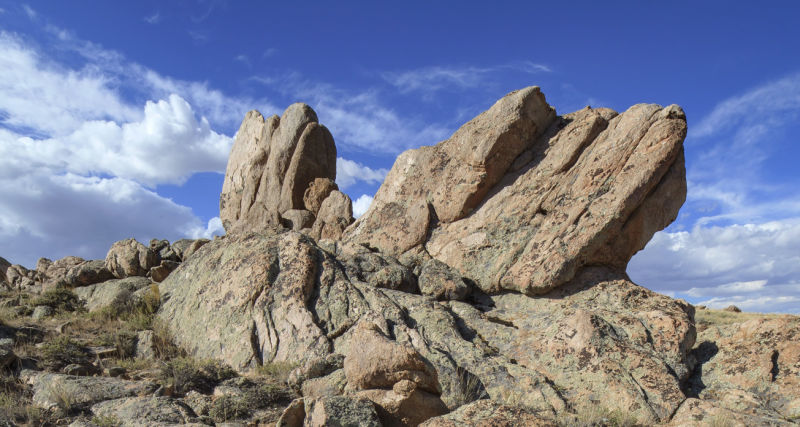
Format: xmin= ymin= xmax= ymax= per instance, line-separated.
xmin=155 ymin=88 xmax=699 ymax=425
xmin=105 ymin=238 xmax=158 ymax=279
xmin=278 ymin=396 xmax=382 ymax=427
xmin=73 ymin=276 xmax=152 ymax=312
xmin=344 ymin=88 xmax=687 ymax=296
xmin=420 ymin=400 xmax=556 ymax=426
xmin=683 ymin=316 xmax=800 ymax=422
xmin=26 ymin=372 xmax=157 ymax=412
xmin=157 ymin=231 xmax=695 ymax=424
xmin=220 ymin=104 xmax=337 ymax=234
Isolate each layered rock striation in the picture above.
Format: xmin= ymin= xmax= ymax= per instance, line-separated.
xmin=344 ymin=86 xmax=687 ymax=295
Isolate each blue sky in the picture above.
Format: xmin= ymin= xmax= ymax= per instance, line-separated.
xmin=1 ymin=1 xmax=799 ymax=313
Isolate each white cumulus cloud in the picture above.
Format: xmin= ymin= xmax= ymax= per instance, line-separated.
xmin=629 ymin=220 xmax=800 ymax=313
xmin=336 ymin=157 xmax=389 ymax=189
xmin=352 ymin=195 xmax=374 ymax=218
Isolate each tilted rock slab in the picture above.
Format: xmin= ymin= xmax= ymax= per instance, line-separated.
xmin=158 ymin=231 xmax=695 ymax=424
xmin=220 ymin=104 xmax=337 ymax=234
xmin=344 ymin=86 xmax=687 ymax=295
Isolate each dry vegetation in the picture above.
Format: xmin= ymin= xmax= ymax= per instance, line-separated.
xmin=0 ymin=286 xmax=297 ymax=426
xmin=694 ymin=307 xmax=794 ymax=331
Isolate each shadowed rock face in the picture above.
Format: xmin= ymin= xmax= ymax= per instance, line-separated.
xmin=219 ymin=104 xmax=337 ymax=234
xmin=344 ymin=87 xmax=687 ymax=295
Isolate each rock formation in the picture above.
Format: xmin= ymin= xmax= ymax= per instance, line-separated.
xmin=156 ymin=87 xmax=704 ymax=425
xmin=344 ymin=86 xmax=687 ymax=295
xmin=2 ymin=86 xmax=797 ymax=426
xmin=219 ymin=104 xmax=338 ymax=235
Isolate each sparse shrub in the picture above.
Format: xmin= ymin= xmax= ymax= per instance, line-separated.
xmin=208 ymin=380 xmax=293 ymax=422
xmin=451 ymin=369 xmax=489 ymax=408
xmin=159 ymin=357 xmax=237 ymax=395
xmin=31 ymin=288 xmax=83 ymax=312
xmin=98 ymin=330 xmax=138 ymax=359
xmin=151 ymin=319 xmax=183 ymax=360
xmin=91 ymin=284 xmax=161 ymax=331
xmin=46 ymin=381 xmax=75 ymax=415
xmin=91 ymin=414 xmax=122 ymax=427
xmin=557 ymin=405 xmax=640 ymax=427
xmin=254 ymin=361 xmax=297 ymax=383
xmin=209 ymin=394 xmax=251 ymax=422
xmin=39 ymin=336 xmax=90 ymax=371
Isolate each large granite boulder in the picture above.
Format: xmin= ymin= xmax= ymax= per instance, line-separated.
xmin=158 ymin=231 xmax=695 ymax=424
xmin=219 ymin=104 xmax=337 ymax=234
xmin=344 ymin=87 xmax=687 ymax=296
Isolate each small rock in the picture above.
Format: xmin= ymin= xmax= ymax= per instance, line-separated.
xmin=303 ymin=178 xmax=338 ymax=215
xmin=31 ymin=305 xmax=54 ymax=320
xmin=135 ymin=330 xmax=156 ymax=360
xmin=281 ymin=209 xmax=316 ymax=231
xmin=149 ymin=260 xmax=180 ymax=283
xmin=311 ymin=190 xmax=353 ymax=241
xmin=724 ymin=305 xmax=742 ymax=313
xmin=63 ymin=363 xmax=101 ymax=376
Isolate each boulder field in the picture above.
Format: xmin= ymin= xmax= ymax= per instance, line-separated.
xmin=3 ymin=86 xmax=798 ymax=426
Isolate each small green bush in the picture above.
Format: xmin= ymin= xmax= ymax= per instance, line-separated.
xmin=90 ymin=284 xmax=161 ymax=331
xmin=31 ymin=288 xmax=83 ymax=312
xmin=208 ymin=380 xmax=293 ymax=422
xmin=91 ymin=414 xmax=122 ymax=427
xmin=97 ymin=330 xmax=138 ymax=359
xmin=254 ymin=361 xmax=297 ymax=382
xmin=159 ymin=357 xmax=237 ymax=395
xmin=39 ymin=336 xmax=89 ymax=371
xmin=209 ymin=394 xmax=251 ymax=422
